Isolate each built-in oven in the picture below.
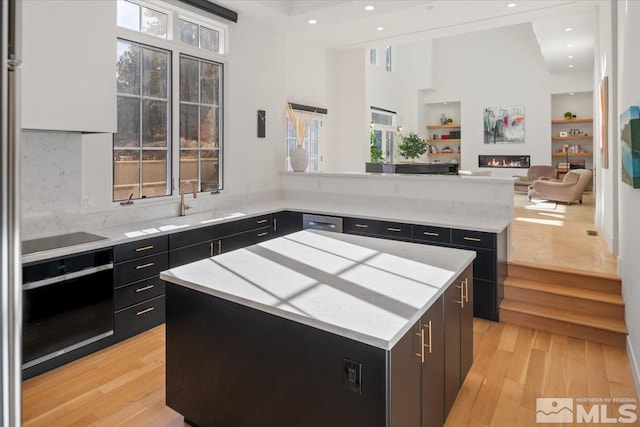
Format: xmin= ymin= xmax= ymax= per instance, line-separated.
xmin=22 ymin=248 xmax=114 ymax=369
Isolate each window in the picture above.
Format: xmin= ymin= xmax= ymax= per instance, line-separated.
xmin=114 ymin=0 xmax=227 ymax=201
xmin=286 ymin=111 xmax=323 ymax=173
xmin=369 ymin=48 xmax=377 ymax=65
xmin=371 ymin=108 xmax=396 ymax=163
xmin=385 ymin=46 xmax=392 ymax=72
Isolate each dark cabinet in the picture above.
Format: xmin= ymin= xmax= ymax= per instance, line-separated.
xmin=443 ymin=265 xmax=473 ymax=419
xmin=168 ymin=241 xmax=215 ymax=268
xmin=390 ymin=319 xmax=421 ymax=427
xmin=421 ymin=296 xmax=445 ymax=427
xmin=273 ymin=211 xmax=303 ymax=237
xmin=113 ymin=235 xmax=168 ymax=341
xmin=344 ymin=217 xmax=379 ymax=236
xmin=378 ymin=221 xmax=413 ymax=241
xmin=413 ymin=225 xmax=451 ymax=244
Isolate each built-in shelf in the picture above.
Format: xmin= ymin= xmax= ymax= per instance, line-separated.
xmin=551 ymin=118 xmax=593 ymax=124
xmin=428 ymin=139 xmax=461 ymax=143
xmin=552 ymin=136 xmax=593 ymax=141
xmin=426 ymin=124 xmax=461 ymax=129
xmin=552 ymin=153 xmax=592 ymax=157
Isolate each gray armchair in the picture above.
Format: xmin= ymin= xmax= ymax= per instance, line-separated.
xmin=528 ymin=169 xmax=593 ymax=204
xmin=514 ymin=165 xmax=556 ymax=192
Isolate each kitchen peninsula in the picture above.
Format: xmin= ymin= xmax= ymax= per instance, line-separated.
xmin=161 ymin=230 xmax=475 ymax=427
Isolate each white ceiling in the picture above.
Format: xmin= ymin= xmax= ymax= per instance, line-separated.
xmin=217 ymin=0 xmax=596 ymax=75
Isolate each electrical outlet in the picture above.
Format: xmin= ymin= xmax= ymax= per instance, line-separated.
xmin=343 ymin=359 xmax=362 ymax=395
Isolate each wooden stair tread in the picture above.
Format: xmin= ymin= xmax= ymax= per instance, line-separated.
xmin=500 ymin=299 xmax=628 ymax=334
xmin=507 ymin=261 xmax=620 ymax=281
xmin=504 ymin=277 xmax=624 ymax=305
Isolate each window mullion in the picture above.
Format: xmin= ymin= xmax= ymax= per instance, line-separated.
xmin=138 ymin=47 xmax=144 ymax=199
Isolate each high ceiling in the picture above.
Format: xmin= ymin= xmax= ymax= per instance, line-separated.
xmin=217 ymin=0 xmax=596 ymax=75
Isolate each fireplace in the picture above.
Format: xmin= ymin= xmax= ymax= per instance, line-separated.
xmin=478 ymin=155 xmax=530 ymax=168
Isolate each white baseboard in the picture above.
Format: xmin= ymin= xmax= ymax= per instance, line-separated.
xmin=627 ymin=336 xmax=640 ymax=398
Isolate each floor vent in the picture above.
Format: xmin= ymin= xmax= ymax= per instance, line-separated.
xmin=587 ymin=230 xmax=598 ymax=236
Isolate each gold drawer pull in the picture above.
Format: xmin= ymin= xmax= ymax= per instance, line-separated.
xmin=456 ymin=284 xmax=464 ymax=307
xmin=463 ymin=237 xmax=481 ymax=242
xmin=135 ymin=262 xmax=154 ymax=270
xmin=424 ymin=321 xmax=432 ymax=354
xmin=135 ymin=284 xmax=154 ymax=293
xmin=258 ymin=232 xmax=268 ymax=237
xmin=415 ymin=329 xmax=425 ymax=363
xmin=135 ymin=245 xmax=154 ymax=252
xmin=355 ymin=224 xmax=369 ymax=228
xmin=257 ymin=219 xmax=267 ymax=224
xmin=387 ymin=227 xmax=402 ymax=232
xmin=136 ymin=307 xmax=154 ymax=316
xmin=423 ymin=231 xmax=439 ymax=237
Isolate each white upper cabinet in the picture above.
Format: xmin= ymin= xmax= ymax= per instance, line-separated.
xmin=21 ymin=1 xmax=116 ymax=132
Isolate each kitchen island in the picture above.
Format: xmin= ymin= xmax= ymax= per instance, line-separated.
xmin=161 ymin=230 xmax=475 ymax=427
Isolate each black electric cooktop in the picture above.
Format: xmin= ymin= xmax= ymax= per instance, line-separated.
xmin=22 ymin=232 xmax=109 ymax=255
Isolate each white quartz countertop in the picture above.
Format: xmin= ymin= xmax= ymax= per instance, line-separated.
xmin=21 ymin=198 xmax=510 ymax=264
xmin=160 ymin=230 xmax=476 ymax=351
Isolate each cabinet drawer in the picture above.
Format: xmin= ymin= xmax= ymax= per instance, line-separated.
xmin=344 ymin=217 xmax=379 ymax=235
xmin=249 ymin=214 xmax=272 ymax=230
xmin=413 ymin=225 xmax=451 ymax=244
xmin=218 ymin=231 xmax=252 ymax=255
xmin=378 ymin=221 xmax=413 ymax=241
xmin=169 ymin=226 xmax=215 ymax=250
xmin=452 ymin=229 xmax=496 ymax=249
xmin=115 ymin=295 xmax=165 ymax=340
xmin=114 ymin=235 xmax=168 ymax=263
xmin=252 ymin=227 xmax=273 ymax=244
xmin=169 ymin=241 xmax=214 ymax=268
xmin=114 ymin=252 xmax=168 ymax=287
xmin=115 ymin=276 xmax=165 ymax=310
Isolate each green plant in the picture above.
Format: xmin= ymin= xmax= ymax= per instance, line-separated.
xmin=370 ymin=132 xmax=383 ymax=163
xmin=564 ymin=111 xmax=573 ymax=119
xmin=446 ymin=118 xmax=453 ymax=124
xmin=397 ymin=132 xmax=428 ymax=161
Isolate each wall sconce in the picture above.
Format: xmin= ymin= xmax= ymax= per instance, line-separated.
xmin=397 ymin=126 xmax=403 ymax=133
xmin=369 ymin=121 xmax=374 ymax=128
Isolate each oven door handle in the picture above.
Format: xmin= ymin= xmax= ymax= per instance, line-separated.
xmin=23 ymin=263 xmax=114 ymax=290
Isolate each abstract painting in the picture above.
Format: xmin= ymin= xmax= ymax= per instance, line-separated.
xmin=483 ymin=105 xmax=525 ymax=144
xmin=621 ymin=105 xmax=640 ymax=188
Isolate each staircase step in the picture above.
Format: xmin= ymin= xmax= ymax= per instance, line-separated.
xmin=500 ymin=299 xmax=628 ymax=347
xmin=507 ymin=261 xmax=621 ymax=294
xmin=504 ymin=277 xmax=625 ymax=319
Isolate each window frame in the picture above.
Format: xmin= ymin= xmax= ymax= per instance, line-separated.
xmin=371 ymin=109 xmax=396 ymax=163
xmin=114 ymin=0 xmax=228 ymax=203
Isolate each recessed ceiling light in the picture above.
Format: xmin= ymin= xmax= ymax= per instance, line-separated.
xmin=568 ymin=64 xmax=574 ymax=68
xmin=568 ymin=55 xmax=574 ymax=59
xmin=567 ymin=44 xmax=573 ymax=48
xmin=376 ymin=26 xmax=384 ymax=31
xmin=507 ymin=2 xmax=517 ymax=7
xmin=443 ymin=102 xmax=447 ymax=105
xmin=570 ymin=92 xmax=575 ymax=95
xmin=564 ymin=27 xmax=573 ymax=32
xmin=307 ymin=19 xmax=317 ymax=24
xmin=364 ymin=5 xmax=375 ymax=11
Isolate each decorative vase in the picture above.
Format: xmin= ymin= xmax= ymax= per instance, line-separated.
xmin=290 ymin=146 xmax=309 ymax=172
xmin=440 ymin=114 xmax=447 ymax=125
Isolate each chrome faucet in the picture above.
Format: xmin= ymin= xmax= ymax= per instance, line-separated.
xmin=179 ymin=181 xmax=197 ymax=216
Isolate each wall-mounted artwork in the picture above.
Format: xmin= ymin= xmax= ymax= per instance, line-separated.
xmin=483 ymin=105 xmax=525 ymax=144
xmin=621 ymin=105 xmax=640 ymax=188
xmin=599 ymin=76 xmax=609 ymax=168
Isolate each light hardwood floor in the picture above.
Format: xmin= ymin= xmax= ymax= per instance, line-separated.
xmin=23 ymin=194 xmax=638 ymax=426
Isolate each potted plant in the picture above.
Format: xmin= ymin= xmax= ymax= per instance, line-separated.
xmin=564 ymin=111 xmax=573 ymax=120
xmin=397 ymin=132 xmax=428 ymax=162
xmin=370 ymin=131 xmax=383 ymax=163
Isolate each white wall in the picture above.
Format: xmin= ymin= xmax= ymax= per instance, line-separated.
xmin=616 ymin=0 xmax=640 ymax=396
xmin=422 ymin=24 xmax=552 ymax=177
xmin=595 ymin=0 xmax=619 ymax=255
xmin=325 ymin=48 xmax=368 ymax=172
xmin=549 ymin=70 xmax=593 ymax=94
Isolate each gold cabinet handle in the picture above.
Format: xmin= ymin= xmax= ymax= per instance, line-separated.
xmin=217 ymin=240 xmax=222 ymax=255
xmin=464 ymin=277 xmax=469 ymax=303
xmin=423 ymin=321 xmax=432 ymax=354
xmin=355 ymin=224 xmax=369 ymax=228
xmin=456 ymin=283 xmax=464 ymax=308
xmin=423 ymin=231 xmax=439 ymax=237
xmin=463 ymin=236 xmax=481 ymax=242
xmin=136 ymin=307 xmax=154 ymax=316
xmin=387 ymin=227 xmax=402 ymax=232
xmin=414 ymin=329 xmax=425 ymax=363
xmin=135 ymin=262 xmax=154 ymax=270
xmin=210 ymin=241 xmax=214 ymax=257
xmin=135 ymin=284 xmax=154 ymax=293
xmin=257 ymin=219 xmax=267 ymax=224
xmin=258 ymin=232 xmax=268 ymax=237
xmin=135 ymin=245 xmax=154 ymax=252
